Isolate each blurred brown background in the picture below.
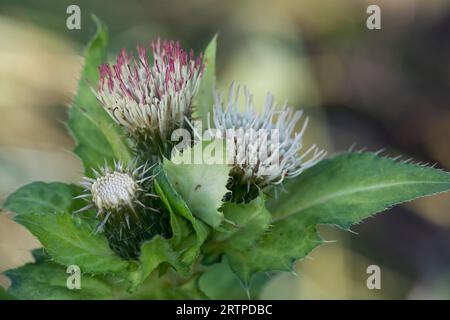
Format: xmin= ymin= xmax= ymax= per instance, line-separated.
xmin=1 ymin=0 xmax=450 ymax=299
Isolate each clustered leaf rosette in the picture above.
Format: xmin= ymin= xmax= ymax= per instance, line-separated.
xmin=96 ymin=39 xmax=204 ymax=157
xmin=211 ymin=84 xmax=326 ymax=202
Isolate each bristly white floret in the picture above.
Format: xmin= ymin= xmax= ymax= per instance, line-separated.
xmin=75 ymin=161 xmax=157 ymax=231
xmin=212 ymin=83 xmax=326 ymax=187
xmin=96 ymin=39 xmax=204 ymax=143
xmin=91 ymin=171 xmax=137 ymax=211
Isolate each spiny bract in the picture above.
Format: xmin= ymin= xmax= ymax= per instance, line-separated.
xmin=212 ymin=84 xmax=326 ymax=194
xmin=95 ymin=39 xmax=205 ymax=157
xmin=75 ymin=161 xmax=170 ymax=259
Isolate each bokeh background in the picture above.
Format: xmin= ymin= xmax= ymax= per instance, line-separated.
xmin=1 ymin=0 xmax=450 ymax=299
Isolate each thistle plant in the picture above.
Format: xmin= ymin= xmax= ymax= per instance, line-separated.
xmin=96 ymin=39 xmax=204 ymax=159
xmin=2 ymin=18 xmax=450 ymax=300
xmin=212 ymin=84 xmax=326 ymax=202
xmin=77 ymin=161 xmax=170 ymax=260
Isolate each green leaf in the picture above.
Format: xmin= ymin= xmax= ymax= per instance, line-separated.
xmin=155 ymin=175 xmax=194 ymax=248
xmin=128 ymin=235 xmax=189 ymax=291
xmin=5 ymin=261 xmax=115 ymax=300
xmin=228 ymin=152 xmax=450 ymax=283
xmin=0 ymin=286 xmax=14 ymax=300
xmin=31 ymin=248 xmax=50 ymax=264
xmin=5 ymin=260 xmax=203 ymax=300
xmin=127 ymin=168 xmax=211 ymax=291
xmin=68 ymin=16 xmax=131 ymax=173
xmin=3 ymin=181 xmax=126 ymax=274
xmin=155 ymin=171 xmax=209 ymax=265
xmin=199 ymin=258 xmax=269 ymax=300
xmin=213 ymin=196 xmax=271 ymax=249
xmin=14 ymin=212 xmax=128 ymax=274
xmin=3 ymin=182 xmax=83 ymax=215
xmin=140 ymin=236 xmax=186 ymax=277
xmin=128 ymin=271 xmax=207 ymax=300
xmin=193 ymin=34 xmax=217 ymax=126
xmin=163 ymin=140 xmax=229 ymax=228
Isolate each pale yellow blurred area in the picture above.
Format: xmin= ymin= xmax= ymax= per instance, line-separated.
xmin=0 ymin=15 xmax=80 ymax=147
xmin=0 ymin=15 xmax=83 ymax=289
xmin=0 ymin=213 xmax=39 ymax=288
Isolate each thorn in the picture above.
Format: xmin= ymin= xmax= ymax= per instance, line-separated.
xmin=374 ymin=148 xmax=385 ymax=156
xmin=145 ymin=193 xmax=159 ymax=198
xmin=348 ymin=143 xmax=356 ymax=152
xmin=223 ymin=218 xmax=239 ymax=228
xmin=73 ymin=204 xmax=93 ymax=214
xmin=403 ymin=158 xmax=413 ymax=164
xmin=73 ymin=194 xmax=90 ymax=200
xmin=135 ymin=200 xmax=146 ymax=208
xmin=137 ymin=176 xmax=153 ymax=183
xmin=244 ymin=286 xmax=251 ymax=300
xmin=148 ymin=206 xmax=160 ymax=213
xmin=125 ymin=214 xmax=131 ymax=229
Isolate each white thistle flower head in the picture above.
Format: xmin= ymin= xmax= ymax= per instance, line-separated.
xmin=75 ymin=161 xmax=156 ymax=231
xmin=96 ymin=39 xmax=204 ymax=146
xmin=212 ymin=84 xmax=327 ymax=189
xmin=91 ymin=170 xmax=137 ymax=211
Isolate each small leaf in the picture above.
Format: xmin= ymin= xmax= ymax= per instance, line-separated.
xmin=14 ymin=212 xmax=129 ymax=274
xmin=3 ymin=181 xmax=126 ymax=274
xmin=128 ymin=236 xmax=189 ymax=291
xmin=0 ymin=286 xmax=14 ymax=300
xmin=154 ymin=175 xmax=194 ymax=246
xmin=68 ymin=16 xmax=131 ymax=173
xmin=5 ymin=261 xmax=115 ymax=300
xmin=128 ymin=270 xmax=207 ymax=300
xmin=208 ymin=196 xmax=271 ymax=251
xmin=155 ymin=171 xmax=209 ymax=265
xmin=5 ymin=260 xmax=203 ymax=300
xmin=227 ymin=152 xmax=450 ymax=283
xmin=193 ymin=34 xmax=217 ymax=126
xmin=163 ymin=140 xmax=229 ymax=228
xmin=127 ymin=169 xmax=210 ymax=291
xmin=199 ymin=258 xmax=269 ymax=300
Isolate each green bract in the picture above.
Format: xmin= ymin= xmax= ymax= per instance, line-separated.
xmin=2 ymin=18 xmax=450 ymax=300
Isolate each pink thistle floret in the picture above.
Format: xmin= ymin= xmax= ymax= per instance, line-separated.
xmin=96 ymin=39 xmax=204 ymax=142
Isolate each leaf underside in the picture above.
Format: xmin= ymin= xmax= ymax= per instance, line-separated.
xmin=163 ymin=140 xmax=230 ymax=228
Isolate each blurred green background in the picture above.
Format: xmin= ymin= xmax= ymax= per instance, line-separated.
xmin=1 ymin=0 xmax=450 ymax=299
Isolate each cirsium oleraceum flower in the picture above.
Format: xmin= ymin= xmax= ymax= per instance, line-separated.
xmin=75 ymin=161 xmax=157 ymax=231
xmin=75 ymin=161 xmax=171 ymax=259
xmin=96 ymin=39 xmax=204 ymax=155
xmin=212 ymin=84 xmax=326 ymax=197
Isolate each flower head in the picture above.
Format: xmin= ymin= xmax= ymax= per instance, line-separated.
xmin=91 ymin=170 xmax=138 ymax=212
xmin=96 ymin=39 xmax=204 ymax=150
xmin=75 ymin=161 xmax=156 ymax=231
xmin=75 ymin=161 xmax=171 ymax=259
xmin=212 ymin=84 xmax=326 ymax=193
